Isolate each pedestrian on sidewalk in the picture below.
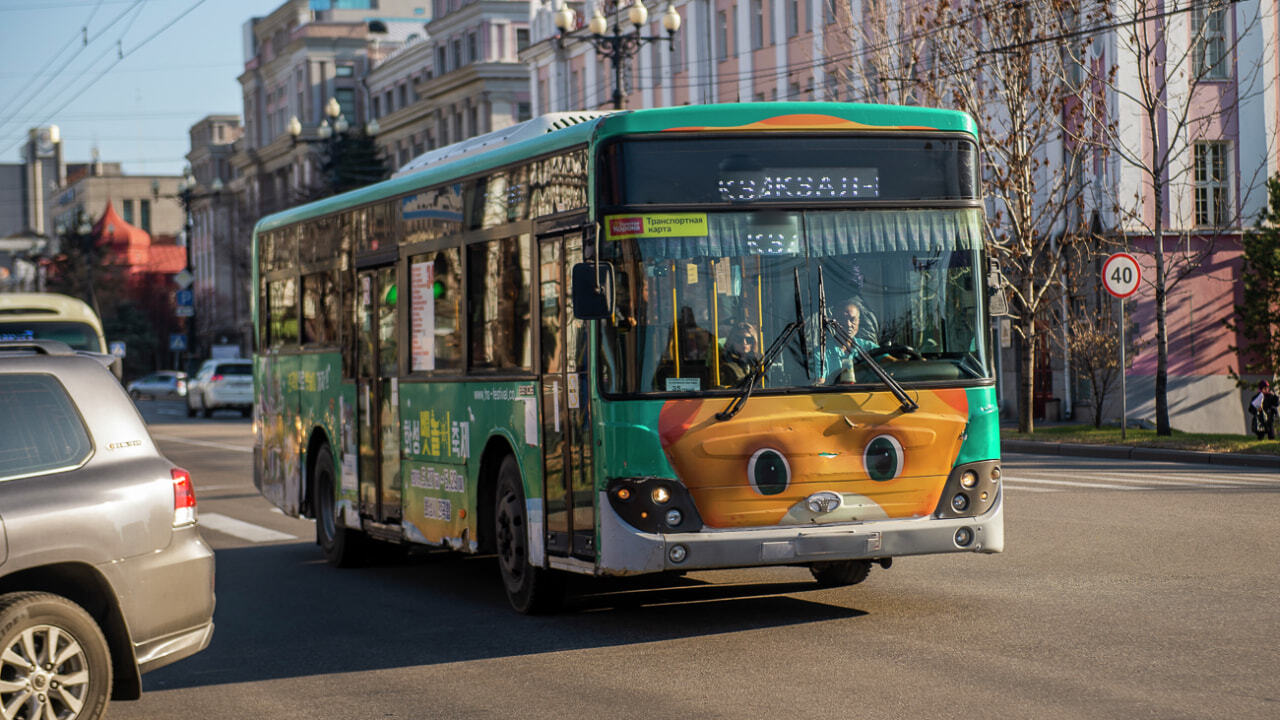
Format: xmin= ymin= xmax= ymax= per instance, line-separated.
xmin=1248 ymin=379 xmax=1278 ymax=440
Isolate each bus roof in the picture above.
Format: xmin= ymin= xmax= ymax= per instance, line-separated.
xmin=0 ymin=293 xmax=102 ymax=325
xmin=253 ymin=102 xmax=977 ymax=235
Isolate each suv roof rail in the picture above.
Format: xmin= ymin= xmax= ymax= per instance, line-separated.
xmin=0 ymin=339 xmax=75 ymax=355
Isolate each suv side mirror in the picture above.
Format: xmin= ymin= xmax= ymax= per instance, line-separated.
xmin=571 ymin=262 xmax=614 ymax=320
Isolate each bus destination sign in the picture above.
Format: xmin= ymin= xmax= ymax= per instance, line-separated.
xmin=718 ymin=167 xmax=879 ymax=202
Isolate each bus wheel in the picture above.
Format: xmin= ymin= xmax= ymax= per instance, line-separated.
xmin=494 ymin=456 xmax=563 ymax=614
xmin=314 ymin=443 xmax=366 ymax=568
xmin=809 ymin=560 xmax=872 ymax=587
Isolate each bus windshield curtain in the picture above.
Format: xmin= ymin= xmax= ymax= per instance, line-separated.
xmin=633 ymin=209 xmax=982 ymax=260
xmin=805 ymin=208 xmax=982 ymax=255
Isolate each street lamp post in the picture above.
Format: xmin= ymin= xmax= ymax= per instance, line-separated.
xmin=554 ymin=1 xmax=681 ymax=110
xmin=154 ymin=168 xmax=223 ymax=368
xmin=288 ymin=96 xmax=382 ymax=195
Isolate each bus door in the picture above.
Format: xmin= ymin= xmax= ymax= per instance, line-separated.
xmin=538 ymin=231 xmax=594 ymax=559
xmin=356 ymin=265 xmax=402 ymax=524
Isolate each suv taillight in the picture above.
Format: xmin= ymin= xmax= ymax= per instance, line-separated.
xmin=210 ymin=374 xmax=224 ymax=382
xmin=172 ymin=467 xmax=197 ymax=526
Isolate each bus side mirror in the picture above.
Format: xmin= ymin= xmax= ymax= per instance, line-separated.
xmin=571 ymin=262 xmax=614 ymax=320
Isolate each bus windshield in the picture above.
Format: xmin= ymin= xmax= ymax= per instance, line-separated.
xmin=600 ymin=207 xmax=990 ymax=395
xmin=0 ymin=321 xmax=102 ymax=352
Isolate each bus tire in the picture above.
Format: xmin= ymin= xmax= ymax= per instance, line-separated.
xmin=0 ymin=591 xmax=112 ymax=720
xmin=495 ymin=456 xmax=563 ymax=614
xmin=313 ymin=442 xmax=366 ymax=568
xmin=809 ymin=559 xmax=872 ymax=587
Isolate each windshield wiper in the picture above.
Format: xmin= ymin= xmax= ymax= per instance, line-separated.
xmin=716 ymin=268 xmax=807 ymax=422
xmin=817 ymin=267 xmax=918 ymax=414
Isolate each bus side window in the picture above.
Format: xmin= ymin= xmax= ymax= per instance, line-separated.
xmin=467 ymin=236 xmax=532 ymax=371
xmin=302 ymin=271 xmax=338 ymax=345
xmin=268 ymin=278 xmax=299 ymax=347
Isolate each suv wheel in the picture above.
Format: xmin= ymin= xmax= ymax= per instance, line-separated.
xmin=0 ymin=592 xmax=112 ymax=720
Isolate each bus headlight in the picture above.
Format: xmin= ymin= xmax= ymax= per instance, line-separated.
xmin=607 ymin=478 xmax=703 ymax=534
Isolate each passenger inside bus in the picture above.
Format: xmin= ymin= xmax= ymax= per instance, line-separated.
xmin=719 ymin=321 xmax=761 ymax=387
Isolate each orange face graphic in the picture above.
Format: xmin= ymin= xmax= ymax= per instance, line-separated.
xmin=658 ymin=390 xmax=969 ymax=528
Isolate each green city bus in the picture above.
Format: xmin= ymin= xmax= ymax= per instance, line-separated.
xmin=252 ymin=102 xmax=1004 ymax=613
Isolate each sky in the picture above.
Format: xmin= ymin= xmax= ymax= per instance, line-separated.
xmin=0 ymin=0 xmax=277 ymax=178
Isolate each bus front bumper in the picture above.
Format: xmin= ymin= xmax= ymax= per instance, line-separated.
xmin=596 ymin=488 xmax=1004 ymax=576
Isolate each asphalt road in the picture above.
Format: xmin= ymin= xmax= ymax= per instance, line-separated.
xmin=114 ymin=398 xmax=1280 ymax=719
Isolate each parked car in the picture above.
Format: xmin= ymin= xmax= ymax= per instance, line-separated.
xmin=0 ymin=340 xmax=215 ymax=719
xmin=126 ymin=370 xmax=188 ymax=400
xmin=187 ymin=358 xmax=253 ymax=418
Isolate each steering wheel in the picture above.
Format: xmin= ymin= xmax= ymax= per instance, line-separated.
xmin=867 ymin=344 xmax=925 ymax=362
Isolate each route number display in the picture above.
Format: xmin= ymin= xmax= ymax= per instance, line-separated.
xmin=1102 ymin=252 xmax=1141 ymax=299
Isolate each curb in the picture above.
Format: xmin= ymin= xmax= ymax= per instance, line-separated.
xmin=1000 ymin=440 xmax=1280 ymax=469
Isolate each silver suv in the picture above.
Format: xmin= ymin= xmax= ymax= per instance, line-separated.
xmin=0 ymin=340 xmax=215 ymax=719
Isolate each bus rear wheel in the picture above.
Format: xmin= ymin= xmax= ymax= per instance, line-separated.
xmin=314 ymin=442 xmax=366 ymax=568
xmin=809 ymin=559 xmax=872 ymax=587
xmin=494 ymin=456 xmax=563 ymax=614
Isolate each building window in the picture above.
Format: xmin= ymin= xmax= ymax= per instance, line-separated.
xmin=398 ymin=84 xmax=408 ymax=109
xmin=1194 ymin=141 xmax=1230 ymax=227
xmin=373 ymin=96 xmax=382 ymax=118
xmin=437 ymin=46 xmax=447 ymax=73
xmin=452 ymin=38 xmax=462 ymax=69
xmin=1192 ymin=5 xmax=1229 ymax=79
xmin=335 ymin=88 xmax=357 ymax=122
xmin=139 ymin=199 xmax=151 ymax=234
xmin=717 ymin=10 xmax=730 ymax=61
xmin=468 ymin=32 xmax=479 ymax=63
xmin=121 ymin=199 xmax=134 ymax=225
xmin=336 ymin=63 xmax=355 ymax=78
xmin=787 ymin=0 xmax=799 ymax=36
xmin=752 ymin=0 xmax=765 ymax=49
xmin=516 ymin=27 xmax=530 ymax=52
xmin=517 ymin=101 xmax=531 ymax=121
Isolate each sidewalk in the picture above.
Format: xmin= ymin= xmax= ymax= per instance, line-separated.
xmin=1000 ymin=438 xmax=1279 ymax=469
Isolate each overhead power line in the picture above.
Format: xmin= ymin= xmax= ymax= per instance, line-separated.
xmin=0 ymin=0 xmax=210 ymax=159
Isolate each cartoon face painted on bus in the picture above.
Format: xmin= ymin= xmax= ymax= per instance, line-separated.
xmin=657 ymin=389 xmax=970 ymax=527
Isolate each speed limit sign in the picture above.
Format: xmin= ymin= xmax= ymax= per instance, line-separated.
xmin=1102 ymin=252 xmax=1141 ymax=298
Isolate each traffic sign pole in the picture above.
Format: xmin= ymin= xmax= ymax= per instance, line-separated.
xmin=1120 ymin=297 xmax=1127 ymax=440
xmin=1102 ymin=253 xmax=1141 ymax=440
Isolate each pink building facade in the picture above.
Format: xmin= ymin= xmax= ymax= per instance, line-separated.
xmin=523 ymin=0 xmax=1279 ymax=433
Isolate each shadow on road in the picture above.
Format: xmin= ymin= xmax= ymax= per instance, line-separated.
xmin=145 ymin=542 xmax=864 ymax=691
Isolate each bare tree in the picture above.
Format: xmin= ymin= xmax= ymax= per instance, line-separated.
xmin=926 ymin=0 xmax=1101 ymax=433
xmin=1083 ymin=0 xmax=1271 ymax=435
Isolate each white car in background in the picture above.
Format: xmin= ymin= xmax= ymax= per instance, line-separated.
xmin=186 ymin=359 xmax=253 ymax=418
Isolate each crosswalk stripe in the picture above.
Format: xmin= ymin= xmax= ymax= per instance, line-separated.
xmin=199 ymin=513 xmax=297 ymax=543
xmin=152 ymin=435 xmax=253 ymax=454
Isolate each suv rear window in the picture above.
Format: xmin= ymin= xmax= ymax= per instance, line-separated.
xmin=216 ymin=363 xmax=252 ymax=376
xmin=0 ymin=374 xmax=92 ymax=480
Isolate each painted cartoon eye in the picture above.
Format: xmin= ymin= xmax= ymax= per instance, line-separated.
xmin=864 ymin=435 xmax=904 ymax=482
xmin=747 ymin=448 xmax=791 ymax=495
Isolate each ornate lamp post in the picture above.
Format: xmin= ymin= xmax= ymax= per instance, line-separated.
xmin=154 ymin=168 xmax=223 ymax=365
xmin=288 ymin=96 xmax=383 ymax=195
xmin=554 ymin=1 xmax=681 ymax=110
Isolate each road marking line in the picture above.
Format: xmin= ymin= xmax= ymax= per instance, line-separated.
xmin=199 ymin=513 xmax=297 ymax=542
xmin=1001 ymin=485 xmax=1060 ymax=493
xmin=1002 ymin=476 xmax=1139 ymax=490
xmin=152 ymin=435 xmax=252 ymax=454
